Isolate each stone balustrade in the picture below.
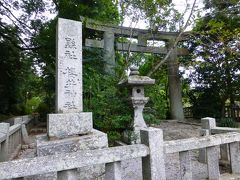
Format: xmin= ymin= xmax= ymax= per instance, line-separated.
xmin=0 ymin=128 xmax=164 ymax=180
xmin=0 ymin=126 xmax=240 ymax=179
xmin=166 ymin=132 xmax=240 ymax=179
xmin=199 ymin=117 xmax=240 ymax=168
xmin=0 ymin=115 xmax=35 ymax=162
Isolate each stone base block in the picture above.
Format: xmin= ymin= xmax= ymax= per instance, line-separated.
xmin=35 ymin=129 xmax=108 ymax=180
xmin=37 ymin=129 xmax=107 ymax=156
xmin=47 ymin=112 xmax=93 ymax=138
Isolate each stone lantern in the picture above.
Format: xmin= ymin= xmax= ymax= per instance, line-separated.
xmin=119 ymin=67 xmax=155 ymax=143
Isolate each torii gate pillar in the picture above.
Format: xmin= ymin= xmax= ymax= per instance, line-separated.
xmin=167 ymin=41 xmax=184 ymax=121
xmin=103 ymin=31 xmax=115 ymax=75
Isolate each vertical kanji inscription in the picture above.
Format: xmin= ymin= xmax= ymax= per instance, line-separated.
xmin=56 ymin=18 xmax=82 ymax=113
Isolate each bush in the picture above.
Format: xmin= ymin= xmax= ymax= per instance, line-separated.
xmin=25 ymin=97 xmax=42 ymax=114
xmin=36 ymin=102 xmax=49 ymax=121
xmin=219 ymin=117 xmax=237 ymax=128
xmin=83 ymin=64 xmax=132 ymax=144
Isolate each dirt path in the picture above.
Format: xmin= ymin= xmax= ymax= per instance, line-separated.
xmin=157 ymin=120 xmax=201 ymax=140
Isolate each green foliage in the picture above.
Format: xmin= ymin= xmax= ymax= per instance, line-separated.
xmin=25 ymin=97 xmax=42 ymax=114
xmin=83 ymin=62 xmax=132 ymax=143
xmin=0 ymin=36 xmax=22 ymax=114
xmin=219 ymin=117 xmax=237 ymax=128
xmin=0 ymin=27 xmax=42 ymax=115
xmin=188 ymin=88 xmax=222 ymax=119
xmin=36 ymin=102 xmax=49 ymax=120
xmin=145 ymin=84 xmax=168 ymax=119
xmin=139 ymin=54 xmax=168 ymax=119
xmin=107 ymin=131 xmax=121 ymax=145
xmin=188 ymin=0 xmax=240 ymax=118
xmin=119 ymin=0 xmax=183 ymax=31
xmin=56 ymin=0 xmax=119 ymax=23
xmin=143 ymin=111 xmax=160 ymax=126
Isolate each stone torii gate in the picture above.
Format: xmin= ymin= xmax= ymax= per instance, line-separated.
xmin=82 ymin=17 xmax=189 ymax=121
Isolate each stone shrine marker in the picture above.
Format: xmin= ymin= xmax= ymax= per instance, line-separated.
xmin=47 ymin=18 xmax=92 ymax=138
xmin=56 ymin=18 xmax=82 ymax=113
xmin=37 ymin=18 xmax=107 ymax=179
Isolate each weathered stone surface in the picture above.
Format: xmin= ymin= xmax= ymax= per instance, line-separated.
xmin=47 ymin=112 xmax=92 ymax=138
xmin=14 ymin=117 xmax=23 ymax=125
xmin=141 ymin=127 xmax=166 ymax=180
xmin=199 ymin=129 xmax=210 ymax=163
xmin=57 ymin=169 xmax=78 ymax=180
xmin=0 ymin=123 xmax=10 ymax=162
xmin=167 ymin=42 xmax=184 ymax=121
xmin=36 ymin=129 xmax=108 ymax=179
xmin=229 ymin=142 xmax=240 ymax=174
xmin=120 ymin=68 xmax=155 ymax=143
xmin=0 ymin=144 xmax=148 ymax=179
xmin=21 ymin=124 xmax=30 ymax=144
xmin=82 ymin=16 xmax=188 ymax=41
xmin=165 ymin=132 xmax=240 ymax=154
xmin=0 ymin=123 xmax=10 ymax=134
xmin=103 ymin=31 xmax=115 ymax=74
xmin=22 ymin=115 xmax=31 ymax=124
xmin=206 ymin=146 xmax=220 ymax=180
xmin=21 ymin=144 xmax=28 ymax=150
xmin=119 ymin=75 xmax=155 ymax=86
xmin=56 ymin=18 xmax=83 ymax=113
xmin=105 ymin=161 xmax=121 ymax=180
xmin=201 ymin=117 xmax=216 ymax=130
xmin=0 ymin=134 xmax=6 ymax=143
xmin=37 ymin=129 xmax=107 ymax=156
xmin=34 ymin=18 xmax=104 ymax=180
xmin=8 ymin=124 xmax=21 ymax=136
xmin=211 ymin=127 xmax=240 ymax=134
xmin=179 ymin=151 xmax=192 ymax=180
xmin=121 ymin=158 xmax=142 ymax=180
xmin=220 ymin=144 xmax=230 ymax=161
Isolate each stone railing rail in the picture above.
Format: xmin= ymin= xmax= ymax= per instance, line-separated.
xmin=0 ymin=144 xmax=148 ymax=179
xmin=0 ymin=115 xmax=36 ymax=162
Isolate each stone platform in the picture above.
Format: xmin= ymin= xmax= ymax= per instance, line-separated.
xmin=36 ymin=129 xmax=107 ymax=156
xmin=35 ymin=129 xmax=108 ymax=179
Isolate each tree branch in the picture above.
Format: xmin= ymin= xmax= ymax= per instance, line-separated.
xmin=147 ymin=0 xmax=197 ymax=76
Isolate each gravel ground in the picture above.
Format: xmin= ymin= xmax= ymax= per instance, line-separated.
xmin=16 ymin=120 xmax=235 ymax=180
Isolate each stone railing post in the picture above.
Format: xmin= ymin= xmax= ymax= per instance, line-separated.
xmin=229 ymin=142 xmax=240 ymax=174
xmin=201 ymin=117 xmax=216 ymax=131
xmin=206 ymin=145 xmax=220 ymax=179
xmin=140 ymin=127 xmax=166 ymax=180
xmin=179 ymin=151 xmax=192 ymax=179
xmin=14 ymin=117 xmax=30 ymax=144
xmin=199 ymin=117 xmax=216 ymax=163
xmin=0 ymin=123 xmax=10 ymax=162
